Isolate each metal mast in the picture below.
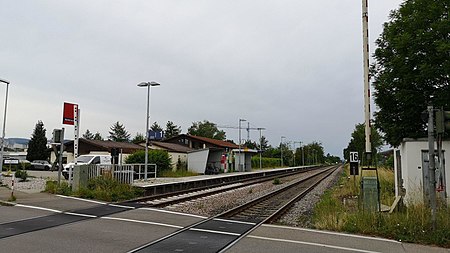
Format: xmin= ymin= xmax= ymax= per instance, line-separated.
xmin=362 ymin=0 xmax=372 ymax=163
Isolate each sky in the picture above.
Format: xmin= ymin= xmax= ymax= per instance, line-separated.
xmin=0 ymin=0 xmax=404 ymax=157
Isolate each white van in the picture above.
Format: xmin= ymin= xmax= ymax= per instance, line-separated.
xmin=62 ymin=154 xmax=111 ymax=180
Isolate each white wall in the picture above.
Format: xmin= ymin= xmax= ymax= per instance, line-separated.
xmin=187 ymin=149 xmax=209 ymax=174
xmin=395 ymin=139 xmax=449 ymax=205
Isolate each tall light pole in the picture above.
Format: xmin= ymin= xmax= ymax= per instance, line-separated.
xmin=280 ymin=136 xmax=286 ymax=167
xmin=138 ymin=81 xmax=160 ymax=178
xmin=0 ymin=78 xmax=10 ymax=173
xmin=300 ymin=141 xmax=305 ymax=166
xmin=257 ymin=127 xmax=265 ymax=169
xmin=238 ymin=118 xmax=246 ymax=172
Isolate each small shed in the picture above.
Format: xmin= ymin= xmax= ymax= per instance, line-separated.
xmin=394 ymin=138 xmax=449 ymax=205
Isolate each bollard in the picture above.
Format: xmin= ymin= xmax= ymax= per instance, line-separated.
xmin=11 ymin=173 xmax=15 ymax=199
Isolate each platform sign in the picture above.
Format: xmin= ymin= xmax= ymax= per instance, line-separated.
xmin=349 ymin=151 xmax=359 ymax=176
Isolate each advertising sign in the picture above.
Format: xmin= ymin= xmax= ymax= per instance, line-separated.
xmin=62 ymin=102 xmax=78 ymax=125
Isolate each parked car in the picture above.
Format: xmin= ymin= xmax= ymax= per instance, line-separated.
xmin=62 ymin=154 xmax=111 ymax=180
xmin=30 ymin=160 xmax=52 ymax=171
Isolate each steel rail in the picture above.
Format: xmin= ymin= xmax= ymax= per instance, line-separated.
xmin=125 ymin=167 xmax=319 ymax=207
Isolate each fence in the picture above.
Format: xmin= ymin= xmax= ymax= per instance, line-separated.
xmin=72 ymin=163 xmax=157 ymax=185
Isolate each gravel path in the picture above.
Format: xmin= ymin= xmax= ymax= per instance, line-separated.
xmin=1 ymin=175 xmax=47 ymax=193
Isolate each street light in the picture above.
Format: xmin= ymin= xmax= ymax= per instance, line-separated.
xmin=257 ymin=127 xmax=265 ymax=169
xmin=0 ymin=78 xmax=10 ymax=173
xmin=137 ymin=81 xmax=160 ymax=178
xmin=280 ymin=136 xmax=286 ymax=167
xmin=238 ymin=118 xmax=246 ymax=172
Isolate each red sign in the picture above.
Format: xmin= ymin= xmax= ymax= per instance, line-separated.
xmin=63 ymin=102 xmax=77 ymax=125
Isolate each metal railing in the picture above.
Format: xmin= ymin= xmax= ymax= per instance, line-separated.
xmin=76 ymin=163 xmax=157 ymax=185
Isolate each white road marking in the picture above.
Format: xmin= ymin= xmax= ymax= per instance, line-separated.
xmin=101 ymin=217 xmax=183 ymax=229
xmin=139 ymin=207 xmax=207 ymax=219
xmin=56 ymin=195 xmax=107 ymax=205
xmin=63 ymin=212 xmax=97 ymax=218
xmin=262 ymin=224 xmax=400 ymax=243
xmin=15 ymin=204 xmax=63 ymax=213
xmin=213 ymin=218 xmax=256 ymax=225
xmin=108 ymin=203 xmax=135 ymax=209
xmin=189 ymin=228 xmax=241 ymax=237
xmin=248 ymin=235 xmax=383 ymax=253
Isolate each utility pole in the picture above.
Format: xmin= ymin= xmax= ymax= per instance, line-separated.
xmin=427 ymin=106 xmax=437 ymax=229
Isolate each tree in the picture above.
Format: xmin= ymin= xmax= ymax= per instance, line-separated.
xmin=82 ymin=129 xmax=94 ymax=140
xmin=372 ymin=0 xmax=450 ymax=147
xmin=343 ymin=123 xmax=383 ymax=162
xmin=188 ymin=120 xmax=226 ymax=140
xmin=124 ymin=150 xmax=171 ymax=176
xmin=132 ymin=132 xmax=145 ymax=144
xmin=26 ymin=121 xmax=50 ymax=161
xmin=164 ymin=121 xmax=181 ymax=139
xmin=259 ymin=136 xmax=269 ymax=151
xmin=108 ymin=121 xmax=130 ymax=142
xmin=93 ymin=132 xmax=104 ymax=141
xmin=150 ymin=122 xmax=163 ymax=132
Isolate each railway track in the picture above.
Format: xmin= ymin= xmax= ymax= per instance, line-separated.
xmin=128 ymin=166 xmax=319 ymax=208
xmin=129 ymin=165 xmax=341 ymax=253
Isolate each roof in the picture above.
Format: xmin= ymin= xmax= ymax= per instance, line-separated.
xmin=165 ymin=134 xmax=239 ymax=149
xmin=150 ymin=141 xmax=193 ymax=153
xmin=64 ymin=138 xmax=144 ymax=153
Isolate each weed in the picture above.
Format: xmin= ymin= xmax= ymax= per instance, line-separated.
xmin=273 ymin=178 xmax=282 ymax=185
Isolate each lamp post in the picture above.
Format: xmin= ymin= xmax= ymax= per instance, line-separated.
xmin=257 ymin=127 xmax=265 ymax=169
xmin=280 ymin=136 xmax=286 ymax=167
xmin=300 ymin=141 xmax=305 ymax=166
xmin=0 ymin=78 xmax=10 ymax=173
xmin=137 ymin=81 xmax=160 ymax=178
xmin=238 ymin=118 xmax=246 ymax=172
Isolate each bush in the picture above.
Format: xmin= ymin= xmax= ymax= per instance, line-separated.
xmin=15 ymin=170 xmax=28 ymax=182
xmin=125 ymin=150 xmax=172 ymax=176
xmin=45 ymin=181 xmax=72 ymax=195
xmin=76 ymin=176 xmax=144 ymax=202
xmin=251 ymin=157 xmax=281 ymax=169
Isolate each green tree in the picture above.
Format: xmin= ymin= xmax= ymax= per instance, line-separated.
xmin=93 ymin=132 xmax=104 ymax=141
xmin=164 ymin=121 xmax=181 ymax=139
xmin=125 ymin=150 xmax=171 ymax=176
xmin=243 ymin=140 xmax=258 ymax=149
xmin=343 ymin=123 xmax=383 ymax=162
xmin=108 ymin=122 xmax=130 ymax=142
xmin=372 ymin=0 xmax=450 ymax=147
xmin=26 ymin=121 xmax=50 ymax=161
xmin=188 ymin=120 xmax=226 ymax=140
xmin=132 ymin=132 xmax=145 ymax=144
xmin=259 ymin=136 xmax=269 ymax=151
xmin=82 ymin=129 xmax=94 ymax=140
xmin=150 ymin=122 xmax=163 ymax=132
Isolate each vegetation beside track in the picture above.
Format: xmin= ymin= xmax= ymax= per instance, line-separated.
xmin=312 ymin=164 xmax=450 ymax=248
xmin=45 ymin=176 xmax=144 ymax=202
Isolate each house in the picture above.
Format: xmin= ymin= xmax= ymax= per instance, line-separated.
xmin=148 ymin=141 xmax=193 ymax=171
xmin=164 ymin=134 xmax=256 ymax=173
xmin=51 ymin=138 xmax=144 ymax=164
xmin=394 ymin=138 xmax=449 ymax=205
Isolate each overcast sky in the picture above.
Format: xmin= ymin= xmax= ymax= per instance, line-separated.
xmin=0 ymin=0 xmax=403 ymax=157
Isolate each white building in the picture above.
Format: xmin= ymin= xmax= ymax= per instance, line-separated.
xmin=394 ymin=138 xmax=449 ymax=205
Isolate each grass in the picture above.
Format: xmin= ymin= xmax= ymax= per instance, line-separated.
xmin=45 ymin=176 xmax=144 ymax=202
xmin=312 ymin=164 xmax=450 ymax=248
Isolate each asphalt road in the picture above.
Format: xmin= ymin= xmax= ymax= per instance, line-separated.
xmin=0 ymin=184 xmax=448 ymax=253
